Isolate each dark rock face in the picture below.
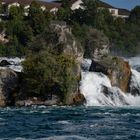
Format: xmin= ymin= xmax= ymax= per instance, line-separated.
xmin=102 ymin=86 xmax=129 ymax=105
xmin=65 ymin=91 xmax=86 ymax=106
xmin=0 ymin=60 xmax=11 ymax=66
xmin=0 ymin=68 xmax=19 ymax=107
xmin=89 ymin=60 xmax=108 ymax=75
xmin=129 ymin=69 xmax=140 ymax=96
xmin=90 ymin=57 xmax=131 ymax=92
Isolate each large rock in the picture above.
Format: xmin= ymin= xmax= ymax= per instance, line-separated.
xmin=0 ymin=68 xmax=19 ymax=106
xmin=90 ymin=56 xmax=131 ymax=92
xmin=50 ymin=23 xmax=84 ymax=78
xmin=65 ymin=91 xmax=86 ymax=106
xmin=0 ymin=60 xmax=11 ymax=67
xmin=50 ymin=24 xmax=85 ymax=104
xmin=20 ymin=23 xmax=85 ymax=106
xmin=84 ymin=28 xmax=109 ymax=60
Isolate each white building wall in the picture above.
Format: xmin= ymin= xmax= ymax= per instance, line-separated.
xmin=50 ymin=7 xmax=58 ymax=13
xmin=71 ymin=0 xmax=83 ymax=10
xmin=41 ymin=6 xmax=46 ymax=11
xmin=108 ymin=8 xmax=118 ymax=16
xmin=8 ymin=2 xmax=20 ymax=9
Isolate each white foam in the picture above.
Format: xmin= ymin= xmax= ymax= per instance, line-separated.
xmin=80 ymin=70 xmax=140 ymax=106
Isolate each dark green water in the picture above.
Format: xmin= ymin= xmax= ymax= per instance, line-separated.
xmin=0 ymin=106 xmax=140 ymax=140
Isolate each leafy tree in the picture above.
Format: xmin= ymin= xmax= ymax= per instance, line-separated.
xmin=84 ymin=27 xmax=109 ymax=58
xmin=0 ymin=0 xmax=2 ymax=13
xmin=23 ymin=48 xmax=76 ymax=101
xmin=82 ymin=0 xmax=98 ymax=26
xmin=56 ymin=0 xmax=71 ymax=22
xmin=70 ymin=8 xmax=86 ymax=25
xmin=28 ymin=1 xmax=46 ymax=34
xmin=129 ymin=6 xmax=140 ymax=24
xmin=9 ymin=6 xmax=24 ymax=20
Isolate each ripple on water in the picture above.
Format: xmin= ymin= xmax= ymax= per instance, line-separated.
xmin=0 ymin=106 xmax=140 ymax=140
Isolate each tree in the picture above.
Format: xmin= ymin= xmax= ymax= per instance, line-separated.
xmin=22 ymin=27 xmax=78 ymax=101
xmin=129 ymin=6 xmax=140 ymax=24
xmin=9 ymin=6 xmax=24 ymax=20
xmin=70 ymin=8 xmax=86 ymax=25
xmin=23 ymin=47 xmax=76 ymax=101
xmin=28 ymin=1 xmax=46 ymax=34
xmin=82 ymin=0 xmax=98 ymax=26
xmin=56 ymin=0 xmax=71 ymax=22
xmin=84 ymin=27 xmax=109 ymax=58
xmin=0 ymin=0 xmax=2 ymax=13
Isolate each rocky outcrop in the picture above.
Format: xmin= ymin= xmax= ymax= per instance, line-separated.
xmin=0 ymin=60 xmax=11 ymax=66
xmin=90 ymin=56 xmax=131 ymax=92
xmin=50 ymin=23 xmax=84 ymax=79
xmin=0 ymin=68 xmax=19 ymax=107
xmin=84 ymin=28 xmax=109 ymax=60
xmin=65 ymin=91 xmax=86 ymax=106
xmin=49 ymin=24 xmax=84 ymax=104
xmin=15 ymin=95 xmax=60 ymax=106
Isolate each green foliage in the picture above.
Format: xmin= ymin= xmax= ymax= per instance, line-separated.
xmin=57 ymin=0 xmax=71 ymax=22
xmin=84 ymin=27 xmax=109 ymax=58
xmin=23 ymin=47 xmax=77 ymax=101
xmin=0 ymin=0 xmax=139 ymax=57
xmin=82 ymin=0 xmax=98 ymax=26
xmin=0 ymin=21 xmax=4 ymax=33
xmin=9 ymin=6 xmax=24 ymax=20
xmin=28 ymin=1 xmax=46 ymax=34
xmin=129 ymin=6 xmax=140 ymax=25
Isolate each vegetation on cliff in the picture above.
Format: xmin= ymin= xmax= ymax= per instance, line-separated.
xmin=0 ymin=0 xmax=139 ymax=56
xmin=22 ymin=33 xmax=77 ymax=102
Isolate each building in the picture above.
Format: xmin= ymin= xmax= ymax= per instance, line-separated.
xmin=0 ymin=0 xmax=61 ymax=16
xmin=70 ymin=0 xmax=130 ymax=19
xmin=70 ymin=0 xmax=83 ymax=10
xmin=0 ymin=0 xmax=130 ymax=19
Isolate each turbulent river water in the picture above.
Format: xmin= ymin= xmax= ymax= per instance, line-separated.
xmin=0 ymin=106 xmax=140 ymax=140
xmin=0 ymin=57 xmax=140 ymax=140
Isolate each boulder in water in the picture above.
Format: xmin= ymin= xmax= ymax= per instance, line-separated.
xmin=90 ymin=56 xmax=131 ymax=92
xmin=0 ymin=60 xmax=11 ymax=66
xmin=65 ymin=91 xmax=86 ymax=105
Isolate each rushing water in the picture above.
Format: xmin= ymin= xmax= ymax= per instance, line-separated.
xmin=80 ymin=57 xmax=140 ymax=106
xmin=0 ymin=106 xmax=140 ymax=140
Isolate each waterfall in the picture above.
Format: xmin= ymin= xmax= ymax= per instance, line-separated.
xmin=80 ymin=58 xmax=140 ymax=106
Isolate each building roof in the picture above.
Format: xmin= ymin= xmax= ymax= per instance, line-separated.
xmin=54 ymin=0 xmax=116 ymax=9
xmin=98 ymin=1 xmax=115 ymax=9
xmin=2 ymin=0 xmax=61 ymax=9
xmin=118 ymin=8 xmax=130 ymax=16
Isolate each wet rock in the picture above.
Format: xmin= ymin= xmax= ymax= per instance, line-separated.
xmin=90 ymin=56 xmax=131 ymax=92
xmin=15 ymin=95 xmax=60 ymax=107
xmin=0 ymin=68 xmax=19 ymax=107
xmin=65 ymin=91 xmax=86 ymax=105
xmin=102 ymin=85 xmax=129 ymax=105
xmin=0 ymin=60 xmax=11 ymax=66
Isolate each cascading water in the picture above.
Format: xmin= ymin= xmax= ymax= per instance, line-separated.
xmin=80 ymin=58 xmax=140 ymax=106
